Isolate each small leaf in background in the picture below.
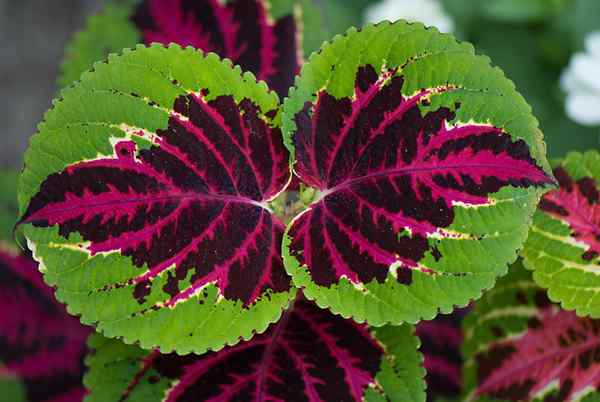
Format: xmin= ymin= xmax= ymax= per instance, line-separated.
xmin=556 ymin=0 xmax=600 ymax=51
xmin=59 ymin=3 xmax=139 ymax=88
xmin=131 ymin=0 xmax=300 ymax=98
xmin=18 ymin=45 xmax=294 ymax=354
xmin=523 ymin=150 xmax=600 ymax=317
xmin=480 ymin=0 xmax=569 ymax=23
xmin=282 ymin=21 xmax=554 ymax=326
xmin=417 ymin=307 xmax=468 ymax=401
xmin=60 ymin=0 xmax=300 ymax=99
xmin=84 ymin=297 xmax=426 ymax=402
xmin=462 ymin=261 xmax=600 ymax=402
xmin=0 ymin=248 xmax=91 ymax=402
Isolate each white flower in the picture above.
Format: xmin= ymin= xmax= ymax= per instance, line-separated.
xmin=560 ymin=31 xmax=600 ymax=126
xmin=364 ymin=0 xmax=454 ymax=33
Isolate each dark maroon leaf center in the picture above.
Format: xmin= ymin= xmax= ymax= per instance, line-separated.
xmin=19 ymin=93 xmax=292 ymax=307
xmin=121 ymin=298 xmax=384 ymax=402
xmin=288 ymin=64 xmax=553 ymax=287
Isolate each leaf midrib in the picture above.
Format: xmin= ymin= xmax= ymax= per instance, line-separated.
xmin=325 ymin=162 xmax=552 ymax=197
xmin=21 ymin=191 xmax=268 ymax=224
xmin=478 ymin=331 xmax=600 ymax=395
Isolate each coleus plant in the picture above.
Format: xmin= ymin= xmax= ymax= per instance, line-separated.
xmin=462 ymin=259 xmax=600 ymax=402
xmin=522 ymin=151 xmax=600 ymax=316
xmin=13 ymin=0 xmax=583 ymax=398
xmin=417 ymin=307 xmax=467 ymax=401
xmin=0 ymin=171 xmax=91 ymax=402
xmin=0 ymin=248 xmax=91 ymax=402
xmin=59 ymin=0 xmax=304 ymax=94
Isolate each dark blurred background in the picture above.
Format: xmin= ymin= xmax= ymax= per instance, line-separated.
xmin=0 ymin=0 xmax=105 ymax=168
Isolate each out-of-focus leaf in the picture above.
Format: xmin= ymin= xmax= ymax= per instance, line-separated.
xmin=59 ymin=3 xmax=138 ymax=87
xmin=555 ymin=0 xmax=600 ymax=50
xmin=0 ymin=249 xmax=92 ymax=402
xmin=463 ymin=261 xmax=600 ymax=401
xmin=480 ymin=0 xmax=569 ymax=23
xmin=84 ymin=299 xmax=426 ymax=402
xmin=0 ymin=376 xmax=26 ymax=402
xmin=523 ymin=151 xmax=600 ymax=317
xmin=0 ymin=171 xmax=19 ymax=245
xmin=131 ymin=0 xmax=301 ymax=98
xmin=417 ymin=308 xmax=468 ymax=401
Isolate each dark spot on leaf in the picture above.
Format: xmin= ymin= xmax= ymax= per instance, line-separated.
xmin=527 ymin=317 xmax=541 ymax=330
xmin=539 ymin=199 xmax=569 ymax=216
xmin=491 ymin=326 xmax=504 ymax=337
xmin=488 ymin=379 xmax=536 ymax=401
xmin=553 ymin=167 xmax=573 ymax=192
xmin=534 ymin=291 xmax=552 ymax=309
xmin=476 ymin=344 xmax=517 ymax=383
xmin=515 ymin=291 xmax=528 ymax=305
xmin=134 ymin=280 xmax=152 ymax=304
xmin=583 ymin=250 xmax=598 ymax=261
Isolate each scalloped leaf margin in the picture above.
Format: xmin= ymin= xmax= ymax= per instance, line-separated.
xmin=281 ymin=20 xmax=554 ymax=326
xmin=18 ymin=44 xmax=295 ymax=354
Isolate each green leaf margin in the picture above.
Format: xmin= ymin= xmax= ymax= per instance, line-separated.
xmin=59 ymin=2 xmax=139 ymax=88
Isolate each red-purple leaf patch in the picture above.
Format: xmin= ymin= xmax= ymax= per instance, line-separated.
xmin=283 ymin=26 xmax=553 ymax=325
xmin=539 ymin=167 xmax=600 ymax=261
xmin=131 ymin=0 xmax=300 ymax=98
xmin=522 ymin=150 xmax=600 ymax=317
xmin=417 ymin=308 xmax=468 ymax=401
xmin=18 ymin=45 xmax=294 ymax=354
xmin=20 ymin=93 xmax=290 ymax=308
xmin=84 ymin=297 xmax=425 ymax=402
xmin=0 ymin=249 xmax=91 ymax=402
xmin=463 ymin=262 xmax=600 ymax=402
xmin=289 ymin=64 xmax=550 ymax=285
